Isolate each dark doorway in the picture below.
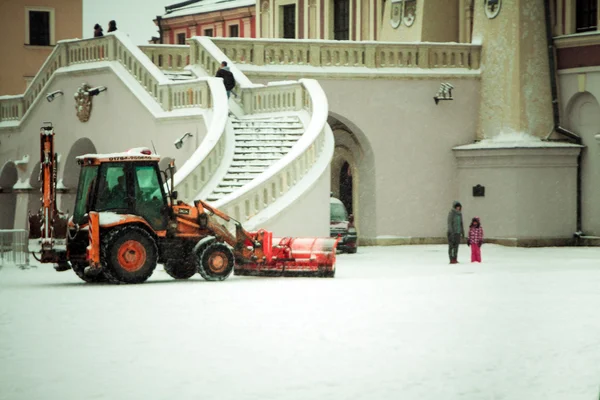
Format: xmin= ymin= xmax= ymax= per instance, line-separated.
xmin=177 ymin=33 xmax=186 ymax=44
xmin=282 ymin=4 xmax=296 ymax=38
xmin=339 ymin=162 xmax=353 ymax=215
xmin=333 ymin=0 xmax=350 ymax=40
xmin=576 ymin=0 xmax=598 ymax=32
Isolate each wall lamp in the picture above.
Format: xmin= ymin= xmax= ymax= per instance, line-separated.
xmin=46 ymin=90 xmax=64 ymax=102
xmin=88 ymin=86 xmax=107 ymax=96
xmin=434 ymin=82 xmax=454 ymax=105
xmin=174 ymin=132 xmax=193 ymax=149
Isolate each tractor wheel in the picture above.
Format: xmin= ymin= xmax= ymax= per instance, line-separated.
xmin=198 ymin=243 xmax=234 ymax=281
xmin=164 ymin=258 xmax=197 ymax=280
xmin=101 ymin=226 xmax=158 ymax=284
xmin=72 ymin=262 xmax=107 ymax=283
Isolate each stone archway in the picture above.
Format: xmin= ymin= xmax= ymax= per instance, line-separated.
xmin=60 ymin=138 xmax=97 ymax=213
xmin=328 ymin=113 xmax=376 ymax=241
xmin=0 ymin=161 xmax=18 ymax=229
xmin=566 ymin=92 xmax=600 ymax=235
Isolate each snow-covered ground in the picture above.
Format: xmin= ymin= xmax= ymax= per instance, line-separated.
xmin=1 ymin=244 xmax=600 ymax=400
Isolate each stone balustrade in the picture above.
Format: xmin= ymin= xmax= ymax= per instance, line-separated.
xmin=139 ymin=45 xmax=190 ymax=71
xmin=0 ymin=34 xmax=213 ymax=124
xmin=0 ymin=96 xmax=24 ymax=122
xmin=167 ymin=80 xmax=211 ymax=110
xmin=241 ymin=82 xmax=304 ymax=114
xmin=212 ymin=38 xmax=481 ymax=69
xmin=178 ymin=130 xmax=227 ymax=201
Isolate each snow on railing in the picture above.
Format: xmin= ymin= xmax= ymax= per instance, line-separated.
xmin=0 ymin=33 xmax=213 ymax=124
xmin=213 ymin=79 xmax=329 ymax=228
xmin=212 ymin=37 xmax=481 ymax=69
xmin=139 ymin=44 xmax=190 ymax=71
xmin=172 ymin=77 xmax=229 ymax=201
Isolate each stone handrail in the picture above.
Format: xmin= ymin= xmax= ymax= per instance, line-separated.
xmin=139 ymin=44 xmax=190 ymax=71
xmin=172 ymin=76 xmax=228 ymax=201
xmin=0 ymin=33 xmax=214 ymax=124
xmin=212 ymin=38 xmax=481 ymax=69
xmin=213 ymin=79 xmax=329 ymax=228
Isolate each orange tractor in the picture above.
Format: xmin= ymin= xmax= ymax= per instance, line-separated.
xmin=30 ymin=124 xmax=338 ymax=283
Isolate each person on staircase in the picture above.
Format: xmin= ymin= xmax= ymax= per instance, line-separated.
xmin=447 ymin=201 xmax=464 ymax=264
xmin=216 ymin=61 xmax=237 ymax=99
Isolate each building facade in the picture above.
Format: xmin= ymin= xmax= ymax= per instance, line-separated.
xmin=0 ymin=0 xmax=82 ymax=95
xmin=154 ymin=0 xmax=257 ymax=44
xmin=1 ymin=0 xmax=600 ymax=246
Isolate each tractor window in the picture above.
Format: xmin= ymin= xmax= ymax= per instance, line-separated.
xmin=73 ymin=166 xmax=98 ymax=224
xmin=95 ymin=163 xmax=129 ymax=212
xmin=134 ymin=165 xmax=167 ymax=230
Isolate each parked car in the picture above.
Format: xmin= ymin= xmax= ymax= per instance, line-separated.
xmin=330 ymin=197 xmax=358 ymax=253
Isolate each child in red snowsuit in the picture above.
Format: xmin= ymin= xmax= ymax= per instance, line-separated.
xmin=467 ymin=217 xmax=484 ymax=263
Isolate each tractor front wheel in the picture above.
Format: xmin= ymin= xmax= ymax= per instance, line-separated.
xmin=101 ymin=226 xmax=158 ymax=284
xmin=198 ymin=243 xmax=234 ymax=281
xmin=164 ymin=258 xmax=197 ymax=280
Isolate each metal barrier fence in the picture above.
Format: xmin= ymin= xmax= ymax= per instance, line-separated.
xmin=0 ymin=229 xmax=30 ymax=267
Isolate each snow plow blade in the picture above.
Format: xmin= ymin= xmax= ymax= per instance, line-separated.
xmin=234 ymin=233 xmax=339 ymax=278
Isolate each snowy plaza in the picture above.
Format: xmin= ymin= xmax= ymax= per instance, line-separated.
xmin=1 ymin=244 xmax=600 ymax=400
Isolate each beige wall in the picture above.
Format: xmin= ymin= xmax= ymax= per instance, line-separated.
xmin=455 ymin=147 xmax=580 ymax=244
xmin=421 ymin=0 xmax=458 ymax=42
xmin=251 ymin=75 xmax=480 ymax=241
xmin=0 ymin=0 xmax=82 ymax=95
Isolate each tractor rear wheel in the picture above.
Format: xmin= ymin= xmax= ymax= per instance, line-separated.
xmin=101 ymin=226 xmax=158 ymax=284
xmin=164 ymin=258 xmax=197 ymax=280
xmin=198 ymin=243 xmax=234 ymax=281
xmin=72 ymin=262 xmax=107 ymax=283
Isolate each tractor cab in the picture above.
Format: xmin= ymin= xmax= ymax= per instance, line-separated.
xmin=73 ymin=150 xmax=170 ymax=231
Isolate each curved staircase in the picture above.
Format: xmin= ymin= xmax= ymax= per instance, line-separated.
xmin=206 ymin=116 xmax=303 ymax=202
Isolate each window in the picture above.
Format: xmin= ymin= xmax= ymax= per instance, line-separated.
xmin=95 ymin=164 xmax=129 ymax=212
xmin=204 ymin=28 xmax=213 ymax=37
xmin=177 ymin=33 xmax=186 ymax=44
xmin=26 ymin=8 xmax=54 ymax=46
xmin=73 ymin=166 xmax=98 ymax=224
xmin=282 ymin=4 xmax=296 ymax=39
xmin=134 ymin=165 xmax=167 ymax=230
xmin=229 ymin=24 xmax=239 ymax=37
xmin=333 ymin=0 xmax=350 ymax=40
xmin=576 ymin=0 xmax=598 ymax=32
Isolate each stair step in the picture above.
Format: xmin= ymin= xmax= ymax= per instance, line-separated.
xmin=233 ymin=155 xmax=281 ymax=161
xmin=235 ymin=133 xmax=302 ymax=143
xmin=233 ymin=129 xmax=303 ymax=134
xmin=230 ymin=158 xmax=275 ymax=164
xmin=234 ymin=149 xmax=288 ymax=155
xmin=232 ymin=117 xmax=300 ymax=123
xmin=235 ymin=142 xmax=294 ymax=147
xmin=223 ymin=174 xmax=259 ymax=181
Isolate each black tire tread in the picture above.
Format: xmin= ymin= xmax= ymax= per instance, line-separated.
xmin=198 ymin=243 xmax=234 ymax=281
xmin=101 ymin=226 xmax=158 ymax=284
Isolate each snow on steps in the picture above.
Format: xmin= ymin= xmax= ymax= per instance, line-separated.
xmin=205 ymin=115 xmax=303 ymax=202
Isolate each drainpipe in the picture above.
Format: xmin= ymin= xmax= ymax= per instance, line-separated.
xmin=543 ymin=0 xmax=584 ymax=239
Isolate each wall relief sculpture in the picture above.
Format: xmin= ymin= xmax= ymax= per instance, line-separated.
xmin=484 ymin=0 xmax=501 ymax=19
xmin=74 ymin=84 xmax=93 ymax=123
